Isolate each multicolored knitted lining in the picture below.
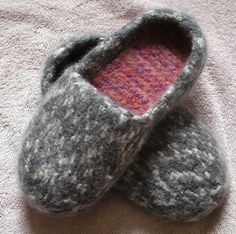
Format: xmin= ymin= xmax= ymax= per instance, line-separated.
xmin=91 ymin=26 xmax=190 ymax=115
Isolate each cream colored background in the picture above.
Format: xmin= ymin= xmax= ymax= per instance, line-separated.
xmin=0 ymin=0 xmax=235 ymax=233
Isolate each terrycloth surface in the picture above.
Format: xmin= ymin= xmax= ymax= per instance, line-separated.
xmin=91 ymin=26 xmax=189 ymax=115
xmin=0 ymin=0 xmax=235 ymax=233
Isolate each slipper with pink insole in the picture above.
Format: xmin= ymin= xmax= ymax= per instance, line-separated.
xmin=18 ymin=9 xmax=207 ymax=215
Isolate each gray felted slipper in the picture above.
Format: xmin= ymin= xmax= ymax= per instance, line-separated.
xmin=18 ymin=9 xmax=207 ymax=215
xmin=117 ymin=107 xmax=228 ymax=222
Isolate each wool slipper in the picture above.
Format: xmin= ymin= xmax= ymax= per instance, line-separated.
xmin=117 ymin=106 xmax=228 ymax=222
xmin=18 ymin=9 xmax=207 ymax=215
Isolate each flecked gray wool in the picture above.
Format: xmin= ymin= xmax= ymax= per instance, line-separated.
xmin=18 ymin=9 xmax=207 ymax=215
xmin=117 ymin=107 xmax=228 ymax=221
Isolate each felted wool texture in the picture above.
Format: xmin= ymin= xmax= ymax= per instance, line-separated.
xmin=42 ymin=35 xmax=104 ymax=95
xmin=18 ymin=9 xmax=207 ymax=215
xmin=117 ymin=106 xmax=228 ymax=222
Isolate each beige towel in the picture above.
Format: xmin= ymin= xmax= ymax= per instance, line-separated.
xmin=0 ymin=0 xmax=235 ymax=233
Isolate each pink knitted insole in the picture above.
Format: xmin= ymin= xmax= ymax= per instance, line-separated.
xmin=91 ymin=26 xmax=190 ymax=115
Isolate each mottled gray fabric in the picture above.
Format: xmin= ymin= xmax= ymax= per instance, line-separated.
xmin=18 ymin=9 xmax=207 ymax=215
xmin=42 ymin=35 xmax=104 ymax=95
xmin=117 ymin=107 xmax=228 ymax=221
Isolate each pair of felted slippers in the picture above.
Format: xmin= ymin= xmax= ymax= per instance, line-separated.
xmin=18 ymin=9 xmax=228 ymax=221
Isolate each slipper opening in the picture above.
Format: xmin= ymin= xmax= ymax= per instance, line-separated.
xmin=91 ymin=22 xmax=192 ymax=115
